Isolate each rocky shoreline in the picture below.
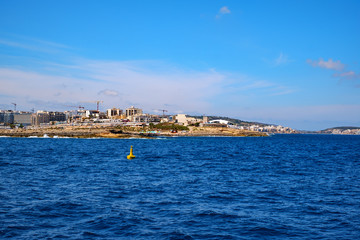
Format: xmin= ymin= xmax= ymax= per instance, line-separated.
xmin=0 ymin=126 xmax=268 ymax=138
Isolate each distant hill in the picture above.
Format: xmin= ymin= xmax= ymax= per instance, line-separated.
xmin=322 ymin=126 xmax=360 ymax=131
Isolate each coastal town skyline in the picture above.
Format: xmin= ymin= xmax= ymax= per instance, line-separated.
xmin=1 ymin=105 xmax=359 ymax=135
xmin=1 ymin=1 xmax=360 ymax=131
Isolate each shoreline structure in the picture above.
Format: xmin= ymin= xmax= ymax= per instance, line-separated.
xmin=0 ymin=125 xmax=268 ymax=138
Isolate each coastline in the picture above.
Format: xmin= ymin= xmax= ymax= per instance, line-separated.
xmin=0 ymin=126 xmax=268 ymax=139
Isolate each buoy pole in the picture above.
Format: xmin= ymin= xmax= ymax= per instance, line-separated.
xmin=127 ymin=145 xmax=135 ymax=159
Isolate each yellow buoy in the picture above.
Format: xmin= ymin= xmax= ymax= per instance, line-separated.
xmin=127 ymin=145 xmax=135 ymax=159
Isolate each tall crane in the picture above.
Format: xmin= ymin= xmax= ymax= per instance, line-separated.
xmin=11 ymin=103 xmax=17 ymax=111
xmin=82 ymin=101 xmax=103 ymax=111
xmin=94 ymin=101 xmax=103 ymax=111
xmin=157 ymin=109 xmax=168 ymax=116
xmin=66 ymin=105 xmax=85 ymax=110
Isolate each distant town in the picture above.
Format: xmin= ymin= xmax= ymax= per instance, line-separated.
xmin=0 ymin=103 xmax=359 ymax=135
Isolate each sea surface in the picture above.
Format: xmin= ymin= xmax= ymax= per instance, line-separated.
xmin=0 ymin=134 xmax=360 ymax=239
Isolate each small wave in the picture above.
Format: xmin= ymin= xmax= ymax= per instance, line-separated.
xmin=248 ymin=226 xmax=284 ymax=237
xmin=195 ymin=210 xmax=239 ymax=219
xmin=161 ymin=230 xmax=194 ymax=240
xmin=28 ymin=135 xmax=62 ymax=139
xmin=50 ymin=136 xmax=72 ymax=139
xmin=207 ymin=194 xmax=234 ymax=201
xmin=0 ymin=162 xmax=10 ymax=167
xmin=156 ymin=199 xmax=182 ymax=206
xmin=82 ymin=231 xmax=102 ymax=237
xmin=127 ymin=137 xmax=155 ymax=140
xmin=27 ymin=135 xmax=61 ymax=138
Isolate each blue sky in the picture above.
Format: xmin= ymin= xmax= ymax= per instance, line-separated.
xmin=0 ymin=0 xmax=359 ymax=130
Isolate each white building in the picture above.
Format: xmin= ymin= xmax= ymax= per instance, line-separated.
xmin=209 ymin=119 xmax=233 ymax=125
xmin=85 ymin=110 xmax=100 ymax=118
xmin=175 ymin=114 xmax=201 ymax=126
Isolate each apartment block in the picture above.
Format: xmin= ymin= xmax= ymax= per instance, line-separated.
xmin=125 ymin=106 xmax=143 ymax=118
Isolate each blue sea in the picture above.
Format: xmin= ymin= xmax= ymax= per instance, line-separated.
xmin=1 ymin=134 xmax=360 ymax=239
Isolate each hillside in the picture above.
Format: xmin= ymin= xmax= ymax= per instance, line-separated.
xmin=320 ymin=126 xmax=360 ymax=135
xmin=322 ymin=126 xmax=360 ymax=131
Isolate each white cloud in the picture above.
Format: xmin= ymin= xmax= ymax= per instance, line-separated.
xmin=333 ymin=71 xmax=359 ymax=79
xmin=219 ymin=6 xmax=231 ymax=14
xmin=0 ymin=61 xmax=226 ymax=113
xmin=0 ymin=57 xmax=297 ymax=114
xmin=0 ymin=36 xmax=301 ymax=126
xmin=222 ymin=78 xmax=295 ymax=96
xmin=0 ymin=37 xmax=69 ymax=54
xmin=216 ymin=6 xmax=231 ymax=18
xmin=307 ymin=58 xmax=345 ymax=71
xmin=306 ymin=58 xmax=360 ymax=86
xmin=274 ymin=52 xmax=289 ymax=66
xmin=98 ymin=89 xmax=120 ymax=97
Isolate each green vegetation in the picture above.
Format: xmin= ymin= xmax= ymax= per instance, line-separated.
xmin=111 ymin=123 xmax=188 ymax=134
xmin=154 ymin=123 xmax=189 ymax=131
xmin=113 ymin=126 xmax=140 ymax=132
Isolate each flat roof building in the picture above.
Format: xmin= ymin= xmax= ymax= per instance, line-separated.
xmin=32 ymin=112 xmax=50 ymax=126
xmin=107 ymin=108 xmax=123 ymax=117
xmin=125 ymin=106 xmax=142 ymax=118
xmin=14 ymin=112 xmax=32 ymax=126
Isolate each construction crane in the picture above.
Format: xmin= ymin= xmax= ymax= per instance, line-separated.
xmin=66 ymin=105 xmax=85 ymax=110
xmin=11 ymin=103 xmax=17 ymax=111
xmin=157 ymin=109 xmax=168 ymax=116
xmin=95 ymin=101 xmax=103 ymax=111
xmin=82 ymin=101 xmax=103 ymax=111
